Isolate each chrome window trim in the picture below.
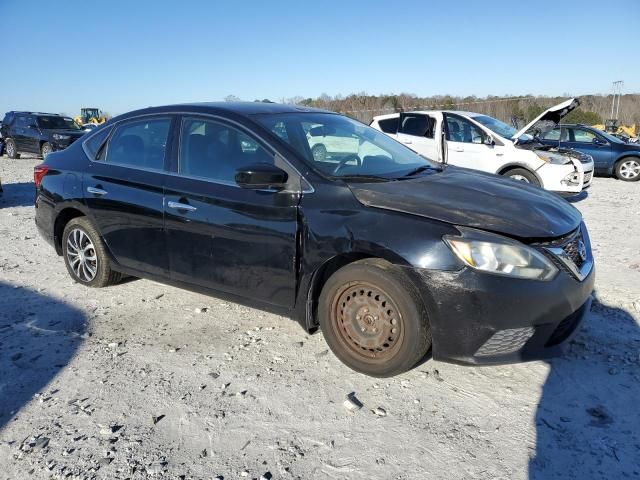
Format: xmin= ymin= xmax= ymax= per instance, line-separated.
xmin=84 ymin=111 xmax=314 ymax=194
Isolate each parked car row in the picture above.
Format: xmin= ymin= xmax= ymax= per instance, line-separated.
xmin=33 ymin=102 xmax=595 ymax=376
xmin=0 ymin=111 xmax=86 ymax=159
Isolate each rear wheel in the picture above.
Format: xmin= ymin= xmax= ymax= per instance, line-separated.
xmin=503 ymin=167 xmax=540 ymax=186
xmin=41 ymin=142 xmax=52 ymax=159
xmin=5 ymin=138 xmax=19 ymax=159
xmin=319 ymin=259 xmax=431 ymax=377
xmin=614 ymin=157 xmax=640 ymax=181
xmin=62 ymin=217 xmax=122 ymax=288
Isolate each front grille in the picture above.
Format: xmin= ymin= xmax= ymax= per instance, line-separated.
xmin=584 ymin=171 xmax=593 ymax=183
xmin=562 ymin=235 xmax=586 ymax=269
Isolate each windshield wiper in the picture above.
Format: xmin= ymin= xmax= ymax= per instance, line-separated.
xmin=337 ymin=174 xmax=391 ymax=182
xmin=401 ymin=165 xmax=440 ymax=177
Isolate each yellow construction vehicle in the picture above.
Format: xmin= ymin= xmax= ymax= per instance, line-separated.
xmin=592 ymin=121 xmax=638 ymax=140
xmin=74 ymin=108 xmax=108 ymax=126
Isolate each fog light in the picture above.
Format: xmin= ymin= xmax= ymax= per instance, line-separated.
xmin=475 ymin=327 xmax=535 ymax=356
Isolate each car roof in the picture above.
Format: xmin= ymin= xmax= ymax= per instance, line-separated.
xmin=114 ymin=102 xmax=334 ymax=121
xmin=372 ymin=110 xmax=487 ymax=119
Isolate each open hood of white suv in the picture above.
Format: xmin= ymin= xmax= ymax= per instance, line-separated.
xmin=512 ymin=97 xmax=580 ymax=140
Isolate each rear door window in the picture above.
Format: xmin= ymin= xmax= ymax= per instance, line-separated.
xmin=377 ymin=117 xmax=400 ymax=134
xmin=106 ymin=118 xmax=171 ymax=170
xmin=399 ymin=114 xmax=435 ymax=138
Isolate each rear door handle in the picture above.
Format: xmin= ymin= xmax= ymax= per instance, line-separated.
xmin=87 ymin=187 xmax=107 ymax=196
xmin=402 ymin=139 xmax=412 ymax=144
xmin=167 ymin=200 xmax=197 ymax=212
xmin=454 ymin=146 xmax=464 ymax=152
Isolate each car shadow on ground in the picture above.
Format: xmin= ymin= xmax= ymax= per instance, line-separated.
xmin=0 ymin=281 xmax=86 ymax=430
xmin=0 ymin=181 xmax=35 ymax=208
xmin=529 ymin=293 xmax=640 ymax=478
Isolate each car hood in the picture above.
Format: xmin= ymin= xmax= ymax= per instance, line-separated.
xmin=348 ymin=167 xmax=582 ymax=240
xmin=512 ymin=98 xmax=580 ymax=140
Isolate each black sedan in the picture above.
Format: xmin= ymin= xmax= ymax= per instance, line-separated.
xmin=34 ymin=103 xmax=594 ymax=377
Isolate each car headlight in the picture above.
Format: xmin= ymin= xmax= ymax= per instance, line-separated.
xmin=536 ymin=151 xmax=570 ymax=165
xmin=444 ymin=230 xmax=558 ymax=281
xmin=53 ymin=133 xmax=71 ymax=140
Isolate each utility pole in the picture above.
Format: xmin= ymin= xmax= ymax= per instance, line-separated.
xmin=611 ymin=80 xmax=623 ymax=120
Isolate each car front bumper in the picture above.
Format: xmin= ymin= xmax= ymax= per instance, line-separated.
xmin=537 ymin=158 xmax=594 ymax=194
xmin=403 ymin=259 xmax=595 ymax=366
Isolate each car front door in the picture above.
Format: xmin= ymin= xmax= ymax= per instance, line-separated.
xmin=163 ymin=116 xmax=299 ymax=308
xmin=443 ymin=114 xmax=493 ymax=171
xmin=565 ymin=127 xmax=612 ymax=169
xmin=83 ymin=116 xmax=173 ymax=276
xmin=396 ymin=113 xmax=439 ymax=161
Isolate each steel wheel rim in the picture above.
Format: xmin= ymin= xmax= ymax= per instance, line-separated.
xmin=510 ymin=174 xmax=530 ymax=183
xmin=620 ymin=160 xmax=640 ymax=179
xmin=42 ymin=145 xmax=51 ymax=157
xmin=66 ymin=228 xmax=98 ymax=282
xmin=331 ymin=281 xmax=404 ymax=363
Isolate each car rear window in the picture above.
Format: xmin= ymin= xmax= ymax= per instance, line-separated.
xmin=377 ymin=117 xmax=399 ymax=134
xmin=84 ymin=127 xmax=112 ymax=160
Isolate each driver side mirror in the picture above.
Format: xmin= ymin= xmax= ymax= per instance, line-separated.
xmin=484 ymin=134 xmax=495 ymax=146
xmin=235 ymin=163 xmax=288 ymax=190
xmin=592 ymin=137 xmax=607 ymax=146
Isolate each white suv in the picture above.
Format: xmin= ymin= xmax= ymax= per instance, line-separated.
xmin=370 ymin=98 xmax=594 ymax=195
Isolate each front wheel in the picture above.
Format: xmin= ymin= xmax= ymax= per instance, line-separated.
xmin=5 ymin=138 xmax=19 ymax=159
xmin=41 ymin=142 xmax=52 ymax=158
xmin=615 ymin=158 xmax=640 ymax=181
xmin=318 ymin=259 xmax=431 ymax=377
xmin=62 ymin=217 xmax=122 ymax=288
xmin=503 ymin=167 xmax=540 ymax=186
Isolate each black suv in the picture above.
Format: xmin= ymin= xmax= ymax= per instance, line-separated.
xmin=0 ymin=111 xmax=86 ymax=159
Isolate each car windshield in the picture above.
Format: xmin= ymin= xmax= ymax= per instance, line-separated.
xmin=253 ymin=112 xmax=440 ymax=180
xmin=37 ymin=116 xmax=82 ymax=130
xmin=598 ymin=130 xmax=626 ymax=144
xmin=472 ymin=115 xmax=533 ymax=142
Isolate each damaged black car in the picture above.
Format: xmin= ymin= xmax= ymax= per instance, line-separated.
xmin=34 ymin=103 xmax=594 ymax=377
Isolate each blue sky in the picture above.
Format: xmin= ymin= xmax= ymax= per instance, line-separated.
xmin=0 ymin=0 xmax=638 ymax=116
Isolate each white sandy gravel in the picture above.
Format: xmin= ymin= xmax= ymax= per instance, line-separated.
xmin=0 ymin=154 xmax=638 ymax=479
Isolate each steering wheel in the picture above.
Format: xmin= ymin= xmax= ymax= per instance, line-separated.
xmin=332 ymin=154 xmax=362 ymax=175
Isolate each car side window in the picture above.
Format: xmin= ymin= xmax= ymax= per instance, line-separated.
xmin=445 ymin=115 xmax=485 ymax=144
xmin=179 ymin=118 xmax=274 ymax=183
xmin=572 ymin=128 xmax=598 ymax=143
xmin=377 ymin=117 xmax=399 ymax=134
xmin=15 ymin=116 xmax=27 ymax=128
xmin=84 ymin=127 xmax=112 ymax=160
xmin=399 ymin=114 xmax=435 ymax=138
xmin=106 ymin=118 xmax=170 ymax=170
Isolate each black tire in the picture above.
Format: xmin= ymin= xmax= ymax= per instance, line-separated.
xmin=62 ymin=217 xmax=122 ymax=288
xmin=503 ymin=167 xmax=540 ymax=186
xmin=5 ymin=138 xmax=19 ymax=159
xmin=614 ymin=157 xmax=640 ymax=181
xmin=41 ymin=142 xmax=52 ymax=159
xmin=318 ymin=258 xmax=431 ymax=377
xmin=311 ymin=144 xmax=327 ymax=162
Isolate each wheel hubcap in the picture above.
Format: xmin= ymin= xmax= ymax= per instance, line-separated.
xmin=332 ymin=282 xmax=403 ymax=362
xmin=510 ymin=174 xmax=530 ymax=183
xmin=620 ymin=160 xmax=640 ymax=179
xmin=7 ymin=142 xmax=15 ymax=156
xmin=66 ymin=228 xmax=97 ymax=282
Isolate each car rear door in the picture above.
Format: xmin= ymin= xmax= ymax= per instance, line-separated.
xmin=396 ymin=113 xmax=439 ymax=161
xmin=564 ymin=127 xmax=612 ymax=170
xmin=163 ymin=115 xmax=299 ymax=308
xmin=83 ymin=116 xmax=173 ymax=276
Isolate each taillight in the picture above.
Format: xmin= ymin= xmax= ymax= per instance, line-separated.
xmin=34 ymin=165 xmax=50 ymax=187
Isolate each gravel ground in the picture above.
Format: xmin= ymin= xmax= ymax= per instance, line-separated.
xmin=0 ymin=154 xmax=639 ymax=480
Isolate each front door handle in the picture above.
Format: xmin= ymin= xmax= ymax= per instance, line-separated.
xmin=87 ymin=187 xmax=107 ymax=196
xmin=454 ymin=146 xmax=464 ymax=152
xmin=402 ymin=139 xmax=413 ymax=144
xmin=167 ymin=200 xmax=197 ymax=212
